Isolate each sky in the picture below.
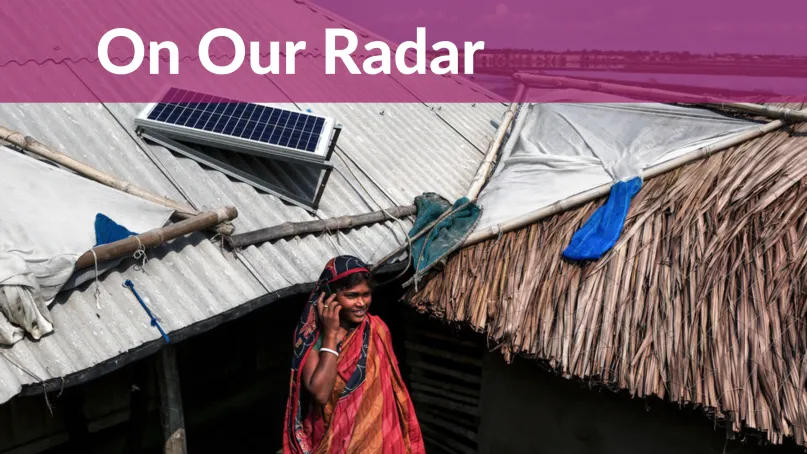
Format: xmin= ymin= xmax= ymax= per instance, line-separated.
xmin=313 ymin=0 xmax=807 ymax=56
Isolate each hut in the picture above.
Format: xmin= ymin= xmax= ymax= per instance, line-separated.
xmin=0 ymin=1 xmax=507 ymax=452
xmin=405 ymin=76 xmax=807 ymax=452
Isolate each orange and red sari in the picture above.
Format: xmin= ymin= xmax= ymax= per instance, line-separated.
xmin=283 ymin=256 xmax=425 ymax=454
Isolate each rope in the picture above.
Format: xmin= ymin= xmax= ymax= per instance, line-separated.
xmin=133 ymin=236 xmax=148 ymax=272
xmin=0 ymin=350 xmax=53 ymax=416
xmin=333 ymin=151 xmax=414 ymax=284
xmin=91 ymin=249 xmax=101 ymax=311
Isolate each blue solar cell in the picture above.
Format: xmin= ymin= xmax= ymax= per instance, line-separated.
xmin=221 ymin=104 xmax=237 ymax=116
xmin=231 ymin=104 xmax=246 ymax=118
xmin=175 ymin=109 xmax=194 ymax=126
xmin=166 ymin=110 xmax=183 ymax=124
xmin=269 ymin=128 xmax=283 ymax=144
xmin=249 ymin=123 xmax=266 ymax=141
xmin=146 ymin=89 xmax=327 ymax=154
xmin=190 ymin=112 xmax=212 ymax=129
xmin=156 ymin=105 xmax=176 ymax=122
xmin=232 ymin=119 xmax=250 ymax=136
xmin=147 ymin=104 xmax=165 ymax=120
xmin=295 ymin=132 xmax=310 ymax=150
xmin=203 ymin=120 xmax=217 ymax=132
xmin=306 ymin=134 xmax=320 ymax=152
xmin=221 ymin=121 xmax=237 ymax=135
xmin=257 ymin=107 xmax=271 ymax=123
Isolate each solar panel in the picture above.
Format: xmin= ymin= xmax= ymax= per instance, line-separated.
xmin=133 ymin=87 xmax=341 ymax=212
xmin=134 ymin=87 xmax=337 ymax=165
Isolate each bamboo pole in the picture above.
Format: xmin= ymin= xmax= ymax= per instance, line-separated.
xmin=466 ymin=83 xmax=527 ymax=202
xmin=368 ymin=87 xmax=525 ymax=272
xmin=513 ymin=72 xmax=807 ymax=122
xmin=75 ymin=206 xmax=238 ymax=270
xmin=463 ymin=113 xmax=799 ymax=248
xmin=0 ymin=126 xmax=236 ymax=236
xmin=225 ymin=205 xmax=416 ymax=248
xmin=0 ymin=126 xmax=198 ymax=219
xmin=701 ymin=102 xmax=807 ymax=122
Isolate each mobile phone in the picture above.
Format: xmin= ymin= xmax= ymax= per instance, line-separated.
xmin=322 ymin=283 xmax=333 ymax=299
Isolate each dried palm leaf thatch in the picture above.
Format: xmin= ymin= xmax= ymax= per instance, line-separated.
xmin=408 ymin=104 xmax=807 ymax=447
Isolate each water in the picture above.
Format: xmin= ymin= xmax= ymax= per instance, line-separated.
xmin=469 ymin=71 xmax=807 ymax=98
xmin=467 ymin=73 xmax=519 ymax=99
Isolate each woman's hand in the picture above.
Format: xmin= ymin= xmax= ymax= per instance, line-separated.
xmin=317 ymin=292 xmax=341 ymax=337
xmin=302 ymin=292 xmax=342 ymax=406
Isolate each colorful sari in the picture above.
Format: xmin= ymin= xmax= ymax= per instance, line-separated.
xmin=283 ymin=256 xmax=425 ymax=454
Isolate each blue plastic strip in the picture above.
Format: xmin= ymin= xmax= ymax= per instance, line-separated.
xmin=123 ymin=280 xmax=170 ymax=344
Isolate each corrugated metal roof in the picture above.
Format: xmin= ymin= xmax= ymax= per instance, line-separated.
xmin=0 ymin=33 xmax=507 ymax=403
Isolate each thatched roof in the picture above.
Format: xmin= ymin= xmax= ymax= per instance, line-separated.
xmin=408 ymin=103 xmax=807 ymax=447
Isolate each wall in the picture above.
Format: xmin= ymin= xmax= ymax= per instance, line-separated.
xmin=477 ymin=352 xmax=804 ymax=454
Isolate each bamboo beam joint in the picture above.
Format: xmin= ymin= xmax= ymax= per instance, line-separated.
xmin=75 ymin=206 xmax=238 ymax=270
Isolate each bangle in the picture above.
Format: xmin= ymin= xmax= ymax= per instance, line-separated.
xmin=320 ymin=348 xmax=339 ymax=357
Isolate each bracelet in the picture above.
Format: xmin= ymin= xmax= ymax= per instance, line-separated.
xmin=320 ymin=348 xmax=339 ymax=357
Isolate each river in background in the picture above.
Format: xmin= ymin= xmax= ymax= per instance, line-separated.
xmin=467 ymin=73 xmax=519 ymax=99
xmin=467 ymin=71 xmax=807 ymax=99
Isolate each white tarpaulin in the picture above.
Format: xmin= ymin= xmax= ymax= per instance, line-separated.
xmin=474 ymin=90 xmax=762 ymax=232
xmin=0 ymin=147 xmax=174 ymax=345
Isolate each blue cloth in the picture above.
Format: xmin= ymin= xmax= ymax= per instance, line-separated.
xmin=562 ymin=177 xmax=643 ymax=261
xmin=94 ymin=213 xmax=138 ymax=246
xmin=408 ymin=193 xmax=482 ymax=275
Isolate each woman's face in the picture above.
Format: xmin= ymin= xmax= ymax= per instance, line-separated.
xmin=335 ymin=282 xmax=372 ymax=325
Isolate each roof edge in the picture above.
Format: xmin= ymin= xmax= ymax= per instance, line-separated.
xmin=16 ymin=261 xmax=408 ymax=398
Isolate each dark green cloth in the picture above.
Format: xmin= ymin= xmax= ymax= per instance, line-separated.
xmin=407 ymin=193 xmax=482 ymax=281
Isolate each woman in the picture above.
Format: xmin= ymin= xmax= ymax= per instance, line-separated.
xmin=283 ymin=256 xmax=425 ymax=454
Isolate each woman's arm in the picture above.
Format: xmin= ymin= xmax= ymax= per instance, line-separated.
xmin=301 ymin=293 xmax=341 ymax=406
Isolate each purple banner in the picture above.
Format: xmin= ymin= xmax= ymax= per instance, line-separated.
xmin=2 ymin=0 xmax=806 ymax=103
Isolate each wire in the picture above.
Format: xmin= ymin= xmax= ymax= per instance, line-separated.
xmin=332 ymin=150 xmax=414 ymax=285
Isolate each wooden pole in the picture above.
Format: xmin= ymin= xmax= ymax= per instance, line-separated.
xmin=0 ymin=126 xmax=198 ymax=218
xmin=466 ymin=83 xmax=527 ymax=202
xmin=463 ymin=112 xmax=799 ymax=248
xmin=75 ymin=206 xmax=238 ymax=270
xmin=226 ymin=204 xmax=416 ymax=248
xmin=369 ymin=86 xmax=523 ymax=273
xmin=513 ymin=72 xmax=807 ymax=122
xmin=156 ymin=346 xmax=187 ymax=454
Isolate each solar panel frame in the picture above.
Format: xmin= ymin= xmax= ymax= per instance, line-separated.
xmin=134 ymin=87 xmax=336 ymax=166
xmin=141 ymin=130 xmax=336 ymax=213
